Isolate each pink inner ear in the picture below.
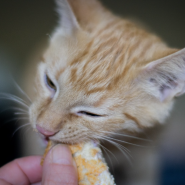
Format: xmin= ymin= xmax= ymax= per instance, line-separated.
xmin=151 ymin=77 xmax=185 ymax=102
xmin=159 ymin=85 xmax=173 ymax=102
xmin=55 ymin=0 xmax=80 ymax=33
xmin=143 ymin=48 xmax=185 ymax=101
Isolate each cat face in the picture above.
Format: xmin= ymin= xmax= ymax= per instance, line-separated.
xmin=29 ymin=0 xmax=185 ymax=144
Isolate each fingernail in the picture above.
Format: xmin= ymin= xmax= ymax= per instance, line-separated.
xmin=51 ymin=144 xmax=73 ymax=165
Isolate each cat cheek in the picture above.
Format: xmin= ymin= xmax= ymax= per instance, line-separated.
xmin=28 ymin=105 xmax=37 ymax=129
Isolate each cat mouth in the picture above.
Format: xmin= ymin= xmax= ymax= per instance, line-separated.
xmin=41 ymin=135 xmax=70 ymax=145
xmin=43 ymin=136 xmax=70 ymax=146
xmin=45 ymin=136 xmax=50 ymax=142
xmin=48 ymin=135 xmax=98 ymax=145
xmin=39 ymin=134 xmax=50 ymax=146
xmin=39 ymin=131 xmax=93 ymax=145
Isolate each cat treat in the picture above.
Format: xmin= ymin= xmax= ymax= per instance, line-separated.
xmin=42 ymin=141 xmax=115 ymax=185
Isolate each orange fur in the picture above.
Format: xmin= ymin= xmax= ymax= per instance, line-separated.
xmin=29 ymin=0 xmax=185 ymax=144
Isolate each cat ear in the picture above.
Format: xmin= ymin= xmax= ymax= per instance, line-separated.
xmin=142 ymin=48 xmax=185 ymax=102
xmin=55 ymin=0 xmax=80 ymax=34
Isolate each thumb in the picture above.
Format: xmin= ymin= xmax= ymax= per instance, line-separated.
xmin=42 ymin=144 xmax=78 ymax=185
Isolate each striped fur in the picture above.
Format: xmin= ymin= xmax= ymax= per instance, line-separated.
xmin=29 ymin=0 xmax=185 ymax=144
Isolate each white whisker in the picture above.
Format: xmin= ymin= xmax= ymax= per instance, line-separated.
xmin=100 ymin=136 xmax=133 ymax=166
xmin=13 ymin=107 xmax=28 ymax=113
xmin=12 ymin=79 xmax=32 ymax=103
xmin=0 ymin=107 xmax=28 ymax=114
xmin=99 ymin=142 xmax=115 ymax=170
xmin=100 ymin=135 xmax=131 ymax=155
xmin=4 ymin=117 xmax=29 ymax=125
xmin=22 ymin=126 xmax=32 ymax=138
xmin=109 ymin=140 xmax=133 ymax=166
xmin=14 ymin=112 xmax=28 ymax=115
xmin=12 ymin=123 xmax=30 ymax=137
xmin=103 ymin=135 xmax=146 ymax=148
xmin=94 ymin=134 xmax=118 ymax=160
xmin=0 ymin=93 xmax=29 ymax=109
xmin=99 ymin=130 xmax=151 ymax=142
xmin=99 ymin=141 xmax=118 ymax=162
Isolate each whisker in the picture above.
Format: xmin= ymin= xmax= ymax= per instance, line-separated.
xmin=12 ymin=79 xmax=32 ymax=103
xmin=14 ymin=112 xmax=28 ymax=115
xmin=99 ymin=142 xmax=115 ymax=171
xmin=99 ymin=141 xmax=118 ymax=162
xmin=99 ymin=130 xmax=151 ymax=142
xmin=21 ymin=126 xmax=32 ymax=139
xmin=3 ymin=117 xmax=29 ymax=125
xmin=109 ymin=140 xmax=133 ymax=166
xmin=103 ymin=135 xmax=147 ymax=148
xmin=12 ymin=123 xmax=30 ymax=137
xmin=0 ymin=93 xmax=29 ymax=109
xmin=100 ymin=136 xmax=133 ymax=166
xmin=94 ymin=134 xmax=118 ymax=162
xmin=13 ymin=107 xmax=28 ymax=113
xmin=0 ymin=93 xmax=27 ymax=104
xmin=2 ymin=118 xmax=20 ymax=126
xmin=113 ymin=142 xmax=132 ymax=158
xmin=100 ymin=135 xmax=131 ymax=155
xmin=0 ymin=107 xmax=28 ymax=114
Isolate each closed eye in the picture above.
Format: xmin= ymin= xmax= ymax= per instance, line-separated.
xmin=77 ymin=111 xmax=102 ymax=117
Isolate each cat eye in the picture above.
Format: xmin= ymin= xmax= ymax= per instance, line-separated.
xmin=77 ymin=111 xmax=102 ymax=117
xmin=45 ymin=74 xmax=56 ymax=91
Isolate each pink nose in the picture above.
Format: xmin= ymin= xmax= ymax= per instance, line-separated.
xmin=36 ymin=125 xmax=56 ymax=137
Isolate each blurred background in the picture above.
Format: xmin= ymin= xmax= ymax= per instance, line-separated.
xmin=0 ymin=0 xmax=185 ymax=185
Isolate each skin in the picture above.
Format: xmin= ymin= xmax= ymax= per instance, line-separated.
xmin=0 ymin=144 xmax=78 ymax=185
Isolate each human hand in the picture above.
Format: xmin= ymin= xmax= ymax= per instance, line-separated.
xmin=0 ymin=144 xmax=78 ymax=185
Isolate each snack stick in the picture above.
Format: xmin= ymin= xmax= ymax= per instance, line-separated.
xmin=42 ymin=140 xmax=116 ymax=185
xmin=40 ymin=140 xmax=52 ymax=166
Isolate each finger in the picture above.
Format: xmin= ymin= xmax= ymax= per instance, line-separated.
xmin=0 ymin=179 xmax=11 ymax=185
xmin=32 ymin=183 xmax=41 ymax=185
xmin=0 ymin=156 xmax=42 ymax=185
xmin=42 ymin=144 xmax=78 ymax=185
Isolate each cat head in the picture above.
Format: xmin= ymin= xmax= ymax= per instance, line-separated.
xmin=29 ymin=0 xmax=185 ymax=144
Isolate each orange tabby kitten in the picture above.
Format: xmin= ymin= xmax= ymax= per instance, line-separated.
xmin=29 ymin=0 xmax=185 ymax=146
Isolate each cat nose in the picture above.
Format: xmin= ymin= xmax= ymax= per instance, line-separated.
xmin=36 ymin=125 xmax=57 ymax=137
